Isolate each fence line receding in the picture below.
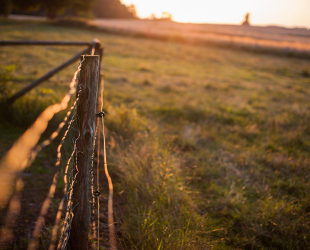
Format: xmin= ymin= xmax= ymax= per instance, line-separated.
xmin=0 ymin=40 xmax=117 ymax=250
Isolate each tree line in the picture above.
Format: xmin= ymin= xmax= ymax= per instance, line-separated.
xmin=0 ymin=0 xmax=137 ymax=20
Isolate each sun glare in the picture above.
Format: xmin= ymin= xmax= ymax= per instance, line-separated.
xmin=121 ymin=0 xmax=310 ymax=28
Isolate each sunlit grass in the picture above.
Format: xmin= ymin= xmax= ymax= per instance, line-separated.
xmin=1 ymin=19 xmax=310 ymax=249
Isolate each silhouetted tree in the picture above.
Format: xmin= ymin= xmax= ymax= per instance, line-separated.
xmin=12 ymin=0 xmax=40 ymax=11
xmin=41 ymin=0 xmax=96 ymax=20
xmin=12 ymin=0 xmax=47 ymax=16
xmin=71 ymin=0 xmax=96 ymax=17
xmin=40 ymin=0 xmax=70 ymax=20
xmin=0 ymin=0 xmax=12 ymax=17
xmin=149 ymin=13 xmax=156 ymax=20
xmin=148 ymin=12 xmax=173 ymax=21
xmin=127 ymin=4 xmax=137 ymax=18
xmin=12 ymin=0 xmax=95 ymax=20
xmin=93 ymin=0 xmax=136 ymax=19
xmin=242 ymin=12 xmax=250 ymax=26
xmin=161 ymin=12 xmax=172 ymax=21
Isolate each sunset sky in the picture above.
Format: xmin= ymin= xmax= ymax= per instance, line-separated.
xmin=121 ymin=0 xmax=310 ymax=28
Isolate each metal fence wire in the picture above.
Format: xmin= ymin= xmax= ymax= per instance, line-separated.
xmin=0 ymin=49 xmax=116 ymax=250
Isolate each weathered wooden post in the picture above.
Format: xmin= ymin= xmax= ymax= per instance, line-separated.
xmin=92 ymin=39 xmax=104 ymax=248
xmin=92 ymin=38 xmax=104 ymax=82
xmin=68 ymin=55 xmax=99 ymax=250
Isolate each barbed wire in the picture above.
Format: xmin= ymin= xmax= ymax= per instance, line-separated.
xmin=95 ymin=74 xmax=104 ymax=250
xmin=91 ymin=126 xmax=98 ymax=247
xmin=0 ymin=54 xmax=115 ymax=250
xmin=48 ymin=197 xmax=65 ymax=250
xmin=57 ymin=126 xmax=81 ymax=250
xmin=48 ymin=88 xmax=81 ymax=250
xmin=101 ymin=108 xmax=117 ymax=250
xmin=0 ymin=57 xmax=85 ymax=249
xmin=0 ymin=56 xmax=85 ymax=210
xmin=96 ymin=113 xmax=102 ymax=250
xmin=28 ymin=85 xmax=83 ymax=250
xmin=57 ymin=169 xmax=79 ymax=250
xmin=29 ymin=83 xmax=83 ymax=167
xmin=0 ymin=178 xmax=23 ymax=246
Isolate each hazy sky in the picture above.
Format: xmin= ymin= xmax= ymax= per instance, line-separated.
xmin=121 ymin=0 xmax=310 ymax=28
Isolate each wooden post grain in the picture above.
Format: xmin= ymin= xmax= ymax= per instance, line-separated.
xmin=91 ymin=38 xmax=104 ymax=248
xmin=92 ymin=38 xmax=104 ymax=76
xmin=68 ymin=56 xmax=99 ymax=250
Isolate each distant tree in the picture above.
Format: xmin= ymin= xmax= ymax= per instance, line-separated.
xmin=12 ymin=0 xmax=40 ymax=11
xmin=161 ymin=12 xmax=172 ymax=21
xmin=149 ymin=13 xmax=156 ymax=20
xmin=93 ymin=0 xmax=136 ymax=19
xmin=242 ymin=12 xmax=250 ymax=26
xmin=148 ymin=12 xmax=172 ymax=21
xmin=127 ymin=4 xmax=137 ymax=18
xmin=71 ymin=0 xmax=96 ymax=16
xmin=0 ymin=0 xmax=12 ymax=17
xmin=12 ymin=0 xmax=96 ymax=20
xmin=40 ymin=0 xmax=75 ymax=20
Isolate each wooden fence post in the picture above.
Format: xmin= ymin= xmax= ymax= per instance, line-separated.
xmin=91 ymin=39 xmax=104 ymax=246
xmin=68 ymin=55 xmax=99 ymax=250
xmin=92 ymin=38 xmax=104 ymax=79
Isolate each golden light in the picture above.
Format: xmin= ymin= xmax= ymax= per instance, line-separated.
xmin=121 ymin=0 xmax=310 ymax=28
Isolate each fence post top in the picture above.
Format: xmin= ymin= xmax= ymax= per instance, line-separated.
xmin=80 ymin=55 xmax=100 ymax=60
xmin=92 ymin=38 xmax=102 ymax=49
xmin=81 ymin=55 xmax=100 ymax=57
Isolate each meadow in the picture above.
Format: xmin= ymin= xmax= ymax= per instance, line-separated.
xmin=92 ymin=19 xmax=310 ymax=58
xmin=0 ymin=19 xmax=310 ymax=249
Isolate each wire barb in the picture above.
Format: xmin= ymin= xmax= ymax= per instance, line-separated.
xmin=0 ymin=56 xmax=85 ymax=211
xmin=0 ymin=53 xmax=113 ymax=250
xmin=94 ymin=190 xmax=101 ymax=197
xmin=28 ymin=84 xmax=83 ymax=250
xmin=96 ymin=111 xmax=105 ymax=118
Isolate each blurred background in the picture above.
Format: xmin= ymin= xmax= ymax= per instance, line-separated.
xmin=1 ymin=1 xmax=310 ymax=249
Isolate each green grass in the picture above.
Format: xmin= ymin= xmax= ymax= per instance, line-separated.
xmin=1 ymin=19 xmax=310 ymax=249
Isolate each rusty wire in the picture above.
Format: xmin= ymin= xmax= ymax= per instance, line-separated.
xmin=0 ymin=54 xmax=113 ymax=250
xmin=57 ymin=167 xmax=79 ymax=249
xmin=0 ymin=178 xmax=24 ymax=245
xmin=101 ymin=108 xmax=117 ymax=250
xmin=57 ymin=117 xmax=81 ymax=250
xmin=28 ymin=86 xmax=82 ymax=250
xmin=48 ymin=95 xmax=81 ymax=250
xmin=29 ymin=85 xmax=82 ymax=167
xmin=48 ymin=197 xmax=65 ymax=250
xmin=91 ymin=126 xmax=98 ymax=247
xmin=96 ymin=113 xmax=101 ymax=250
xmin=0 ymin=56 xmax=85 ymax=209
xmin=95 ymin=74 xmax=104 ymax=250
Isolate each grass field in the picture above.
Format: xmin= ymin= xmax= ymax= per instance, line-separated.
xmin=92 ymin=19 xmax=310 ymax=58
xmin=1 ymin=19 xmax=310 ymax=249
xmin=93 ymin=19 xmax=310 ymax=43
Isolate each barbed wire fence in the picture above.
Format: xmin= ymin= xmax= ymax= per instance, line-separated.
xmin=0 ymin=41 xmax=117 ymax=250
